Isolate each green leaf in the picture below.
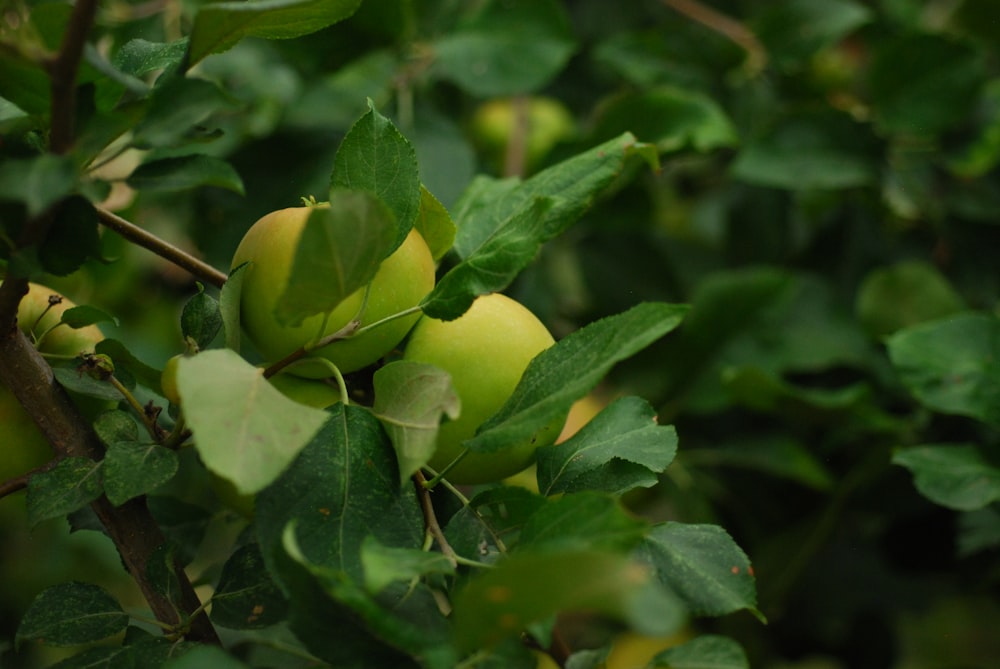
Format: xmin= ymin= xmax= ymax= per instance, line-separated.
xmin=220 ymin=262 xmax=248 ymax=352
xmin=187 ymin=0 xmax=362 ymax=68
xmin=176 ymin=349 xmax=329 ymax=494
xmin=753 ymin=0 xmax=872 ymax=68
xmin=432 ymin=0 xmax=576 ymax=96
xmin=856 ymin=261 xmax=965 ymax=338
xmin=452 ymin=133 xmax=643 ymax=260
xmin=887 ymin=312 xmax=1000 ymax=425
xmin=0 ymin=154 xmax=76 ymax=216
xmin=687 ymin=435 xmax=834 ymax=491
xmin=518 ymin=492 xmax=649 ymax=554
xmin=40 ymin=196 xmax=101 ymax=276
xmin=371 ymin=360 xmax=461 ymax=484
xmin=280 ymin=526 xmax=455 ymax=668
xmin=145 ymin=543 xmax=184 ymax=606
xmin=452 ymin=549 xmax=683 ymax=652
xmin=591 ymin=87 xmax=737 ymax=153
xmin=536 ymin=396 xmax=678 ymax=496
xmin=466 ymin=302 xmax=687 ymax=455
xmin=360 ymin=535 xmax=456 ymax=594
xmin=415 ymin=185 xmax=457 ymax=262
xmin=93 ymin=410 xmax=140 ymax=446
xmin=444 ymin=486 xmax=546 ymax=565
xmin=210 ymin=543 xmax=289 ymax=630
xmin=46 ymin=635 xmax=196 ymax=668
xmin=730 ymin=110 xmax=878 ymax=189
xmin=95 ymin=339 xmax=165 ymax=397
xmin=181 ymin=284 xmax=223 ymax=351
xmin=132 ymin=76 xmax=235 ymax=149
xmin=26 ymin=457 xmax=103 ymax=527
xmin=0 ymin=49 xmax=50 ymax=115
xmin=650 ymin=634 xmax=750 ymax=669
xmin=331 ymin=102 xmax=421 ymax=249
xmin=274 ymin=190 xmax=397 ymax=328
xmin=162 ymin=645 xmax=249 ymax=669
xmin=16 ymin=582 xmax=128 ymax=647
xmin=60 ymin=305 xmax=118 ymax=330
xmin=113 ymin=38 xmax=190 ymax=77
xmin=256 ymin=404 xmax=424 ymax=586
xmin=420 ymin=196 xmax=554 ymax=320
xmin=637 ymin=523 xmax=763 ymax=622
xmin=127 ymin=155 xmax=245 ymax=194
xmin=721 ymin=366 xmax=875 ymax=425
xmin=869 ymin=33 xmax=987 ymax=135
xmin=893 ymin=444 xmax=1000 ymax=511
xmin=147 ymin=496 xmax=213 ymax=565
xmin=102 ymin=442 xmax=179 ymax=506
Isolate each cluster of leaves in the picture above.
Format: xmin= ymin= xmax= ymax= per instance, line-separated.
xmin=3 ymin=0 xmax=1000 ymax=667
xmin=0 ymin=1 xmax=767 ymax=668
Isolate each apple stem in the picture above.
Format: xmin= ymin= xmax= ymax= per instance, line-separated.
xmin=108 ymin=374 xmax=168 ymax=442
xmin=413 ymin=470 xmax=460 ymax=568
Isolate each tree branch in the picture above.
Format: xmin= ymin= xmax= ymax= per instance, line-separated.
xmin=660 ymin=0 xmax=767 ymax=73
xmin=96 ymin=207 xmax=229 ymax=289
xmin=46 ymin=0 xmax=100 ymax=154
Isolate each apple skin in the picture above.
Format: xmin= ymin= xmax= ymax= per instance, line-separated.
xmin=0 ymin=283 xmax=104 ymax=484
xmin=231 ymin=205 xmax=436 ymax=377
xmin=402 ymin=293 xmax=566 ymax=484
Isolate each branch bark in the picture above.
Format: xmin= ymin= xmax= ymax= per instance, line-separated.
xmin=660 ymin=0 xmax=767 ymax=73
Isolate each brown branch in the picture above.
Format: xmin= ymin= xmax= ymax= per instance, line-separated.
xmin=660 ymin=0 xmax=767 ymax=73
xmin=46 ymin=0 xmax=100 ymax=154
xmin=413 ymin=470 xmax=459 ymax=567
xmin=0 ymin=327 xmax=219 ymax=642
xmin=96 ymin=207 xmax=228 ymax=288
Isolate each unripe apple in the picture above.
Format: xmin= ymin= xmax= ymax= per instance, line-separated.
xmin=231 ymin=205 xmax=436 ymax=377
xmin=0 ymin=283 xmax=104 ymax=485
xmin=402 ymin=293 xmax=566 ymax=484
xmin=470 ymin=96 xmax=576 ymax=172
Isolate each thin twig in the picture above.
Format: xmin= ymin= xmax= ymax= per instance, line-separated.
xmin=96 ymin=207 xmax=228 ymax=288
xmin=413 ymin=470 xmax=460 ymax=567
xmin=660 ymin=0 xmax=767 ymax=73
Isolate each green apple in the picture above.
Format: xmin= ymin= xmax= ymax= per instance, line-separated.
xmin=402 ymin=293 xmax=566 ymax=484
xmin=0 ymin=282 xmax=104 ymax=485
xmin=231 ymin=204 xmax=436 ymax=377
xmin=470 ymin=96 xmax=576 ymax=172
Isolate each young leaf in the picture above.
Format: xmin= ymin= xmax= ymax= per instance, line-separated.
xmin=273 ymin=190 xmax=397 ymax=328
xmin=126 ymin=155 xmax=245 ymax=195
xmin=517 ymin=492 xmax=649 ymax=554
xmin=102 ymin=442 xmax=179 ymax=506
xmin=331 ymin=101 xmax=421 ymax=250
xmin=256 ymin=404 xmax=424 ymax=586
xmin=176 ymin=349 xmax=329 ymax=494
xmin=887 ymin=312 xmax=1000 ymax=426
xmin=465 ymin=302 xmax=687 ymax=455
xmin=211 ymin=543 xmax=289 ymax=630
xmin=636 ymin=523 xmax=764 ymax=622
xmin=650 ymin=634 xmax=749 ymax=669
xmin=536 ymin=396 xmax=678 ymax=496
xmin=186 ymin=0 xmax=362 ymax=68
xmin=93 ymin=410 xmax=140 ymax=446
xmin=431 ymin=0 xmax=577 ymax=97
xmin=181 ymin=284 xmax=223 ymax=351
xmin=371 ymin=360 xmax=461 ymax=484
xmin=26 ymin=457 xmax=103 ymax=528
xmin=893 ymin=444 xmax=1000 ymax=511
xmin=360 ymin=536 xmax=456 ymax=594
xmin=451 ymin=549 xmax=683 ymax=653
xmin=16 ymin=582 xmax=128 ymax=647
